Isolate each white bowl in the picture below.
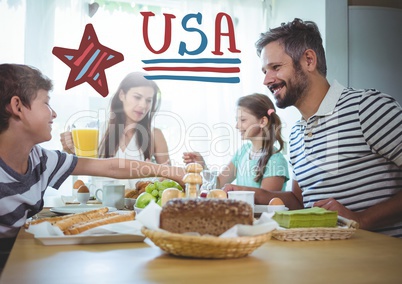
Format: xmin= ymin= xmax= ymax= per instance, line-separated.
xmin=124 ymin=198 xmax=136 ymax=210
xmin=134 ymin=206 xmax=143 ymax=215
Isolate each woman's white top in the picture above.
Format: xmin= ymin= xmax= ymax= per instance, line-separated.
xmin=115 ymin=132 xmax=145 ymax=189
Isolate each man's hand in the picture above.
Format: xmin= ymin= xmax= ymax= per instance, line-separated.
xmin=313 ymin=198 xmax=363 ymax=226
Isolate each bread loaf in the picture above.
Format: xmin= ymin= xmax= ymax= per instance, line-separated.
xmin=26 ymin=208 xmax=135 ymax=235
xmin=64 ymin=212 xmax=135 ymax=235
xmin=160 ymin=199 xmax=253 ymax=236
xmin=53 ymin=207 xmax=110 ymax=231
xmin=26 ymin=207 xmax=109 ymax=229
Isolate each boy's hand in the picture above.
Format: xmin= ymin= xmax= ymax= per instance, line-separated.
xmin=60 ymin=131 xmax=75 ymax=154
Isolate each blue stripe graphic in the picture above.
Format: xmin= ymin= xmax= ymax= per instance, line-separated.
xmin=76 ymin=49 xmax=100 ymax=81
xmin=142 ymin=58 xmax=241 ymax=64
xmin=144 ymin=75 xmax=240 ymax=83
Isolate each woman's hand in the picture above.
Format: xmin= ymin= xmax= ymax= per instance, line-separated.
xmin=221 ymin=183 xmax=242 ymax=193
xmin=60 ymin=131 xmax=75 ymax=154
xmin=182 ymin=152 xmax=206 ymax=168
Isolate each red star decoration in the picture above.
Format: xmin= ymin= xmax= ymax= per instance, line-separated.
xmin=52 ymin=24 xmax=124 ymax=97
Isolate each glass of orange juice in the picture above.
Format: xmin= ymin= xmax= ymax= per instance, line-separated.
xmin=71 ymin=118 xmax=99 ymax=158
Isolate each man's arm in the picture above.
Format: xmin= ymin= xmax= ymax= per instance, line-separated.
xmin=314 ymin=190 xmax=402 ymax=230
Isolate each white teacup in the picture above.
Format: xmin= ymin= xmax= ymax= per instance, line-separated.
xmin=227 ymin=191 xmax=255 ymax=213
xmin=95 ymin=184 xmax=125 ymax=209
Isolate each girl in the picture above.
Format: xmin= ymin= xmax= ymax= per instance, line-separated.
xmin=183 ymin=93 xmax=289 ymax=197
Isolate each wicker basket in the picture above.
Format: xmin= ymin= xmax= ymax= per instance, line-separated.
xmin=141 ymin=227 xmax=272 ymax=259
xmin=272 ymin=216 xmax=359 ymax=241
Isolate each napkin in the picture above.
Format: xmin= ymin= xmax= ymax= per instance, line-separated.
xmin=26 ymin=214 xmax=142 ymax=237
xmin=272 ymin=207 xmax=338 ymax=228
xmin=136 ymin=200 xmax=279 ymax=238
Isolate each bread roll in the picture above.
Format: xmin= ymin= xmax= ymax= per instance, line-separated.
xmin=125 ymin=189 xmax=139 ymax=199
xmin=136 ymin=181 xmax=152 ymax=193
xmin=160 ymin=199 xmax=253 ymax=236
xmin=161 ymin=188 xmax=184 ymax=206
xmin=207 ymin=189 xmax=227 ymax=199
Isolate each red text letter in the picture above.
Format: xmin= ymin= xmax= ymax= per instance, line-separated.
xmin=212 ymin=12 xmax=241 ymax=55
xmin=141 ymin=11 xmax=176 ymax=54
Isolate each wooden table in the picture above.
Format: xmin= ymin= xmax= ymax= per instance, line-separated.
xmin=1 ymin=223 xmax=401 ymax=284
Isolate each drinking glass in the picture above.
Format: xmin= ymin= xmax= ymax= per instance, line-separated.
xmin=71 ymin=117 xmax=99 ymax=158
xmin=201 ymin=170 xmax=218 ymax=190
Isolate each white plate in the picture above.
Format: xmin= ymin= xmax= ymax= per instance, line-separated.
xmin=254 ymin=205 xmax=289 ymax=214
xmin=50 ymin=205 xmax=116 ymax=215
xmin=36 ymin=233 xmax=145 ymax=245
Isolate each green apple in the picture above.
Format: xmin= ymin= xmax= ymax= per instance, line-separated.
xmin=135 ymin=192 xmax=156 ymax=208
xmin=161 ymin=179 xmax=183 ymax=191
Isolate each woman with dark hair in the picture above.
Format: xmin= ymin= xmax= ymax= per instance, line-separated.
xmin=183 ymin=93 xmax=289 ymax=194
xmin=61 ymin=72 xmax=170 ymax=186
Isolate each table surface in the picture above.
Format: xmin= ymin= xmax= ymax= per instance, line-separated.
xmin=1 ymin=215 xmax=402 ymax=284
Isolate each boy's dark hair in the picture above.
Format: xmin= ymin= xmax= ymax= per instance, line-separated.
xmin=255 ymin=18 xmax=327 ymax=77
xmin=0 ymin=64 xmax=53 ymax=133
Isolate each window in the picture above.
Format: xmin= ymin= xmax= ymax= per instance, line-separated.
xmin=1 ymin=0 xmax=287 ymax=196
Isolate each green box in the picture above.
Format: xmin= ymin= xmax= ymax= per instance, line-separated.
xmin=272 ymin=207 xmax=338 ymax=228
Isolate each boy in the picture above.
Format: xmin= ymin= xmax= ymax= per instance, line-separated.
xmin=0 ymin=63 xmax=185 ymax=241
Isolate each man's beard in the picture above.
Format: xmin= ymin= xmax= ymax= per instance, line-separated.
xmin=275 ymin=65 xmax=309 ymax=109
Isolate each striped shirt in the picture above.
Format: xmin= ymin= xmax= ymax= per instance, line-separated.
xmin=289 ymin=81 xmax=402 ymax=238
xmin=0 ymin=146 xmax=77 ymax=238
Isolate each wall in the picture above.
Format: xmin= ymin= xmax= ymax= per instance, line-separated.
xmin=262 ymin=0 xmax=334 ymax=189
xmin=265 ymin=0 xmax=402 ymax=190
xmin=264 ymin=0 xmax=348 ymax=145
xmin=348 ymin=0 xmax=402 ymax=9
xmin=348 ymin=6 xmax=402 ymax=105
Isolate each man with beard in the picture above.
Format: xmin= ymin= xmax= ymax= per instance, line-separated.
xmin=222 ymin=18 xmax=402 ymax=238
